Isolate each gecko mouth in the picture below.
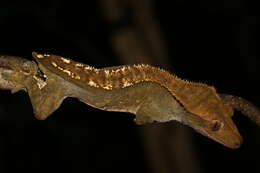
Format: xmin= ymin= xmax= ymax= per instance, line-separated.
xmin=197 ymin=128 xmax=242 ymax=149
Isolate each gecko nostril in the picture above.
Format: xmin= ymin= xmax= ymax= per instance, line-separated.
xmin=210 ymin=120 xmax=222 ymax=131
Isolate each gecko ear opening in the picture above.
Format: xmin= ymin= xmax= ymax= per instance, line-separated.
xmin=218 ymin=94 xmax=235 ymax=117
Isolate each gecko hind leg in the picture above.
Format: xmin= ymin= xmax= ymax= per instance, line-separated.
xmin=27 ymin=84 xmax=67 ymax=120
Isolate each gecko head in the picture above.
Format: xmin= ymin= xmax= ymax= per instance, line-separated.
xmin=200 ymin=118 xmax=242 ymax=149
xmin=191 ymin=107 xmax=243 ymax=149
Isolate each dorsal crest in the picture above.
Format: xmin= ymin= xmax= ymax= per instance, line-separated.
xmin=32 ymin=52 xmax=229 ymax=121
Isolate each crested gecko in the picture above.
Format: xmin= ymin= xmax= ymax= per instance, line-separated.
xmin=0 ymin=52 xmax=260 ymax=149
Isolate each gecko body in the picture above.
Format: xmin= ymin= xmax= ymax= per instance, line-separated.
xmin=32 ymin=52 xmax=242 ymax=148
xmin=1 ymin=52 xmax=260 ymax=149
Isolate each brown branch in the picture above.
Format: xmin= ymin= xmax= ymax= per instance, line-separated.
xmin=100 ymin=1 xmax=202 ymax=173
xmin=220 ymin=94 xmax=260 ymax=126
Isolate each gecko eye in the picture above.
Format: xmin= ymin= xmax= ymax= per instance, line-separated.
xmin=209 ymin=120 xmax=223 ymax=131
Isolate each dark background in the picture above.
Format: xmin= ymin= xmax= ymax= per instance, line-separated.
xmin=0 ymin=0 xmax=260 ymax=173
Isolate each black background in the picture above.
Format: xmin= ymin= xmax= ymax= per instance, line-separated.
xmin=0 ymin=0 xmax=259 ymax=173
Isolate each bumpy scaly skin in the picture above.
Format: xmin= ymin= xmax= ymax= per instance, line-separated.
xmin=32 ymin=52 xmax=242 ymax=149
xmin=1 ymin=52 xmax=260 ymax=149
xmin=32 ymin=52 xmax=231 ymax=120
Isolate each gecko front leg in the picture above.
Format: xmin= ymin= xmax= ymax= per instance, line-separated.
xmin=133 ymin=82 xmax=185 ymax=124
xmin=132 ymin=82 xmax=216 ymax=130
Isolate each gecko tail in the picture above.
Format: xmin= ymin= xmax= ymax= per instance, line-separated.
xmin=219 ymin=94 xmax=260 ymax=126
